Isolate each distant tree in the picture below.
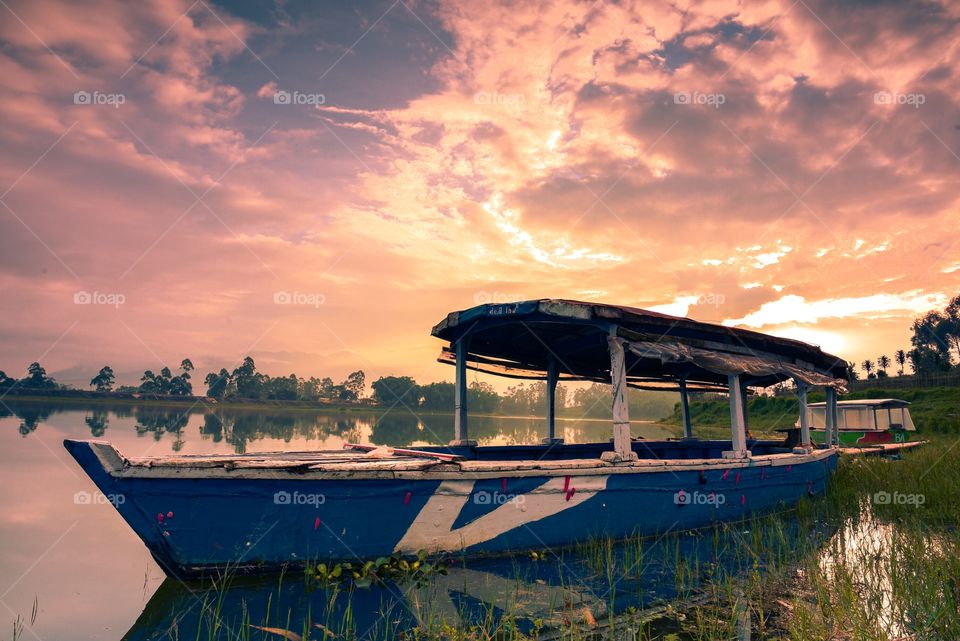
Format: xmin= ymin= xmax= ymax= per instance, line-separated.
xmin=331 ymin=384 xmax=352 ymax=401
xmin=944 ymin=294 xmax=960 ymax=361
xmin=571 ymin=383 xmax=615 ymax=417
xmin=894 ymin=350 xmax=907 ymax=376
xmin=343 ymin=370 xmax=366 ymax=399
xmin=371 ymin=376 xmax=419 ymax=406
xmin=0 ymin=371 xmax=16 ymax=390
xmin=555 ymin=383 xmax=568 ymax=411
xmin=300 ymin=376 xmax=325 ymax=401
xmin=845 ymin=362 xmax=859 ymax=381
xmin=204 ymin=368 xmax=231 ymax=398
xmin=468 ymin=381 xmax=500 ymax=414
xmin=139 ymin=370 xmax=160 ymax=393
xmin=861 ymin=359 xmax=875 ymax=379
xmin=232 ymin=357 xmax=262 ymax=399
xmin=419 ymin=381 xmax=455 ymax=410
xmin=166 ymin=359 xmax=194 ymax=396
xmin=877 ymin=355 xmax=890 ymax=377
xmin=318 ymin=377 xmax=335 ymax=400
xmin=909 ymin=300 xmax=959 ymax=372
xmin=89 ymin=366 xmax=115 ymax=392
xmin=908 ymin=346 xmax=950 ymax=375
xmin=21 ymin=362 xmax=55 ymax=389
xmin=263 ymin=373 xmax=299 ymax=400
xmin=167 ymin=375 xmax=192 ymax=396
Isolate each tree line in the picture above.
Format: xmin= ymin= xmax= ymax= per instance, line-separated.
xmin=851 ymin=294 xmax=960 ymax=380
xmin=369 ymin=376 xmax=676 ymax=417
xmin=0 ymin=357 xmax=367 ymax=403
xmin=201 ymin=357 xmax=366 ymax=401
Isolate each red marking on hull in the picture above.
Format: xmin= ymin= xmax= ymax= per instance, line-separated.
xmin=403 ymin=491 xmax=411 ymax=505
xmin=857 ymin=431 xmax=894 ymax=444
xmin=314 ymin=517 xmax=321 ymax=530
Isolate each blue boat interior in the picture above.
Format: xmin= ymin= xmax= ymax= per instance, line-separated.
xmin=428 ymin=439 xmax=798 ymax=461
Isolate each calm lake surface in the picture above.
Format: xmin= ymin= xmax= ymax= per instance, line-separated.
xmin=0 ymin=400 xmax=684 ymax=640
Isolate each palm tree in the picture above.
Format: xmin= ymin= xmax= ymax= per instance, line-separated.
xmin=894 ymin=350 xmax=907 ymax=376
xmin=877 ymin=354 xmax=890 ymax=376
xmin=862 ymin=359 xmax=875 ymax=379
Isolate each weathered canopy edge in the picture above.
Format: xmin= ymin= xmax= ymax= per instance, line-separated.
xmin=436 ymin=346 xmax=731 ymax=392
xmin=626 ymin=340 xmax=847 ymax=391
xmin=431 ymin=299 xmax=849 ymax=387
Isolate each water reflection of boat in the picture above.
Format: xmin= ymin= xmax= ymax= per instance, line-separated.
xmin=123 ymin=521 xmax=827 ymax=640
xmin=66 ymin=300 xmax=847 ymax=578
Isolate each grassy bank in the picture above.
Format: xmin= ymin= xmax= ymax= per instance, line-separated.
xmin=661 ymin=386 xmax=960 ymax=436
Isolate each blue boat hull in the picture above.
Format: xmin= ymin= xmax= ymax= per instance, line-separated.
xmin=64 ymin=439 xmax=837 ymax=578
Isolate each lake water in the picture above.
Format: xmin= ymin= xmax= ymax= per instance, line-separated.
xmin=0 ymin=400 xmax=686 ymax=640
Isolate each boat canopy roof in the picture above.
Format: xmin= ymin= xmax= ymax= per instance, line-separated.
xmin=808 ymin=399 xmax=910 ymax=409
xmin=432 ymin=299 xmax=848 ymax=392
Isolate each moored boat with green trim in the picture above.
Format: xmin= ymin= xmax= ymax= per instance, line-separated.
xmin=802 ymin=399 xmax=916 ymax=446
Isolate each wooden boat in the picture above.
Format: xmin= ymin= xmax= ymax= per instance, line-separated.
xmin=65 ymin=299 xmax=849 ymax=578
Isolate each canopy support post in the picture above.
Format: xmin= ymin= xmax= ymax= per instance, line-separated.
xmin=826 ymin=387 xmax=839 ymax=447
xmin=602 ymin=334 xmax=638 ymax=462
xmin=724 ymin=374 xmax=750 ymax=459
xmin=450 ymin=339 xmax=475 ymax=447
xmin=740 ymin=378 xmax=751 ymax=438
xmin=679 ymin=377 xmax=693 ymax=439
xmin=542 ymin=356 xmax=563 ymax=445
xmin=795 ymin=380 xmax=811 ymax=452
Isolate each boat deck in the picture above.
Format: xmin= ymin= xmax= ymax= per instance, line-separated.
xmin=839 ymin=440 xmax=927 ymax=456
xmin=75 ymin=438 xmax=837 ymax=482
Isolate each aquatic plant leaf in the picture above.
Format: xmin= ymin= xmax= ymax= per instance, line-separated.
xmin=248 ymin=625 xmax=302 ymax=641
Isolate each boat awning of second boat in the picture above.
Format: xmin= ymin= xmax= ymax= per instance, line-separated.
xmin=432 ymin=299 xmax=849 ymax=459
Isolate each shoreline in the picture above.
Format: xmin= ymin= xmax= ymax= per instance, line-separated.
xmin=0 ymin=392 xmax=660 ymax=422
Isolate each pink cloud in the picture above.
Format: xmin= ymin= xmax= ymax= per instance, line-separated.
xmin=1 ymin=0 xmax=959 ymax=388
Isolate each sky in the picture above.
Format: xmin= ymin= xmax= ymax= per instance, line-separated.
xmin=0 ymin=0 xmax=958 ymax=389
